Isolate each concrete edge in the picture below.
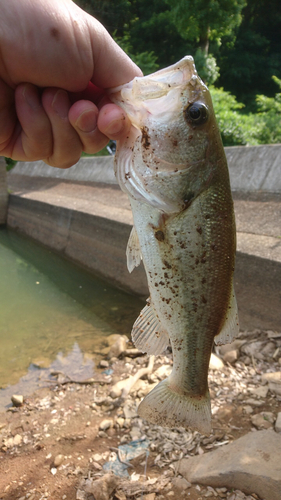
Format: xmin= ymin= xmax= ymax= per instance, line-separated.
xmin=8 ymin=144 xmax=281 ymax=194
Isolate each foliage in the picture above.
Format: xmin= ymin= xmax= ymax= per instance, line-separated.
xmin=211 ymin=78 xmax=281 ymax=146
xmin=194 ymin=49 xmax=220 ymax=85
xmin=217 ymin=0 xmax=281 ymax=104
xmin=113 ymin=32 xmax=159 ymax=75
xmin=166 ymin=0 xmax=246 ymax=54
xmin=74 ymin=0 xmax=281 ymax=147
xmin=5 ymin=158 xmax=17 ymax=171
xmin=254 ymin=76 xmax=281 ymax=144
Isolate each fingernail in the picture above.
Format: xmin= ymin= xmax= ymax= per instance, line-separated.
xmin=52 ymin=90 xmax=69 ymax=119
xmin=105 ymin=119 xmax=124 ymax=136
xmin=23 ymin=84 xmax=40 ymax=110
xmin=75 ymin=110 xmax=97 ymax=133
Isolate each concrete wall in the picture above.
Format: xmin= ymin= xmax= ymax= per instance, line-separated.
xmin=6 ymin=144 xmax=281 ymax=331
xmin=226 ymin=144 xmax=281 ymax=193
xmin=7 ymin=194 xmax=148 ymax=297
xmin=0 ymin=157 xmax=8 ymax=224
xmin=11 ymin=143 xmax=281 ymax=194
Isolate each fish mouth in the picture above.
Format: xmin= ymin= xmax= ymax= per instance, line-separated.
xmin=108 ymin=57 xmax=205 ymax=127
xmin=109 ymin=56 xmax=197 ymax=96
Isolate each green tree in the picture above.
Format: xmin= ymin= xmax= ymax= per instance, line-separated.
xmin=166 ymin=0 xmax=246 ymax=55
xmin=217 ymin=0 xmax=281 ymax=106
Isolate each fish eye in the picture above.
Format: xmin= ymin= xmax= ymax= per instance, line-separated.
xmin=185 ymin=102 xmax=208 ymax=125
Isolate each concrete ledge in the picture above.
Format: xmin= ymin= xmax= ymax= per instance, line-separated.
xmin=11 ymin=144 xmax=281 ymax=194
xmin=10 ymin=156 xmax=116 ymax=184
xmin=226 ymin=144 xmax=281 ymax=193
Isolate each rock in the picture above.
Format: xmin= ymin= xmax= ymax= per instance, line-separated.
xmin=275 ymin=412 xmax=281 ymax=433
xmin=53 ymin=454 xmax=64 ymax=467
xmin=178 ymin=430 xmax=281 ymax=500
xmin=261 ymin=372 xmax=281 ymax=383
xmin=123 ymin=401 xmax=138 ymax=419
xmin=115 ymin=417 xmax=125 ymax=428
xmin=153 ymin=365 xmax=172 ymax=380
xmin=269 ymin=382 xmax=281 ymax=395
xmin=219 ymin=340 xmax=245 ymax=357
xmin=76 ymin=490 xmax=87 ymax=500
xmin=144 ymin=494 xmax=156 ymax=500
xmin=261 ymin=342 xmax=276 ymax=357
xmin=243 ymin=398 xmax=263 ymax=407
xmin=251 ymin=412 xmax=275 ymax=429
xmin=209 ymin=353 xmax=224 ymax=370
xmin=100 ymin=360 xmax=109 ymax=368
xmin=249 ymin=386 xmax=268 ymax=398
xmin=172 ymin=477 xmax=192 ymax=490
xmin=92 ymin=453 xmax=103 ymax=462
xmin=85 ymin=473 xmax=119 ymax=500
xmin=99 ymin=419 xmax=113 ymax=431
xmin=13 ymin=434 xmax=23 ymax=446
xmin=241 ymin=341 xmax=264 ymax=357
xmin=11 ymin=394 xmax=24 ymax=407
xmin=261 ymin=372 xmax=281 ymax=395
xmin=223 ymin=349 xmax=239 ymax=364
xmin=107 ymin=335 xmax=128 ymax=359
xmin=243 ymin=405 xmax=254 ymax=414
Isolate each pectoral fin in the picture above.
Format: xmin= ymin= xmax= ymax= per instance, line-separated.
xmin=132 ymin=301 xmax=169 ymax=355
xmin=215 ymin=284 xmax=239 ymax=346
xmin=126 ymin=226 xmax=142 ymax=273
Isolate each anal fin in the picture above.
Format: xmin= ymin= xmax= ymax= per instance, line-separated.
xmin=132 ymin=301 xmax=169 ymax=355
xmin=126 ymin=226 xmax=142 ymax=273
xmin=215 ymin=283 xmax=239 ymax=346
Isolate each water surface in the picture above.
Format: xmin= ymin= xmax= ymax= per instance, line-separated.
xmin=0 ymin=228 xmax=143 ymax=401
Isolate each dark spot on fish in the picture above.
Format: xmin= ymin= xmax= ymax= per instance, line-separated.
xmin=202 ymin=277 xmax=206 ymax=284
xmin=50 ymin=27 xmax=60 ymax=40
xmin=155 ymin=230 xmax=165 ymax=242
xmin=125 ymin=172 xmax=131 ymax=180
xmin=163 ymin=260 xmax=171 ymax=269
xmin=155 ymin=283 xmax=158 ymax=287
xmin=201 ymin=295 xmax=207 ymax=304
xmin=164 ymin=272 xmax=169 ymax=278
xmin=173 ymin=139 xmax=178 ymax=147
xmin=196 ymin=226 xmax=202 ymax=235
xmin=141 ymin=126 xmax=150 ymax=150
xmin=211 ymin=243 xmax=218 ymax=251
xmin=159 ymin=281 xmax=165 ymax=286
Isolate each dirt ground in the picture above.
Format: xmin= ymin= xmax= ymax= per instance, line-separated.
xmin=1 ymin=330 xmax=280 ymax=500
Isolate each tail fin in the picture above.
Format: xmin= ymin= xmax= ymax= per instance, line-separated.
xmin=138 ymin=378 xmax=212 ymax=435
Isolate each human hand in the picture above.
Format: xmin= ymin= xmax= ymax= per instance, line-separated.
xmin=0 ymin=0 xmax=141 ymax=168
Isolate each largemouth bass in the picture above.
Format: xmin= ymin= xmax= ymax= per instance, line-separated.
xmin=110 ymin=57 xmax=239 ymax=434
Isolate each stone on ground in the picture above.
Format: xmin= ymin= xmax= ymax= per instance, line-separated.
xmin=178 ymin=430 xmax=281 ymax=500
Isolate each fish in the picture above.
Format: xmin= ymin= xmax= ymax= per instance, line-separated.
xmin=109 ymin=56 xmax=239 ymax=435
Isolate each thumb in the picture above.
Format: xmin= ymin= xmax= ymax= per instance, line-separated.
xmin=87 ymin=18 xmax=142 ymax=89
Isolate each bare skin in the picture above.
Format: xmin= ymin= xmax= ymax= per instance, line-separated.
xmin=0 ymin=0 xmax=141 ymax=168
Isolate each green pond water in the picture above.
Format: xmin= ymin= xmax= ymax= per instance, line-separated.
xmin=0 ymin=227 xmax=144 ymax=409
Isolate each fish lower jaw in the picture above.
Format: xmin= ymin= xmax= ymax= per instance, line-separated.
xmin=138 ymin=378 xmax=212 ymax=435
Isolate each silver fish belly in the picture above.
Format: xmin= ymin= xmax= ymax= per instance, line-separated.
xmin=110 ymin=57 xmax=239 ymax=434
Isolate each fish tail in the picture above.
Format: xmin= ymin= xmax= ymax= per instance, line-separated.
xmin=138 ymin=378 xmax=212 ymax=435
